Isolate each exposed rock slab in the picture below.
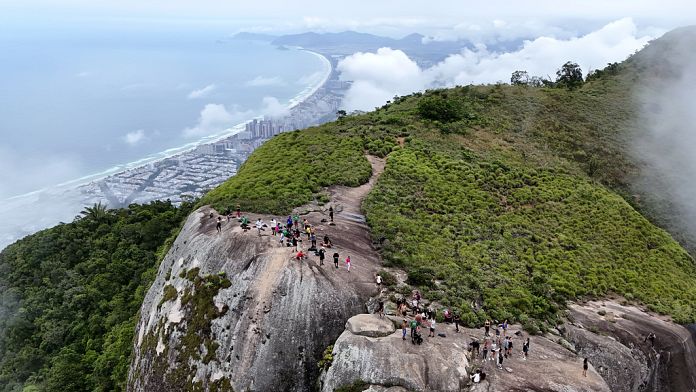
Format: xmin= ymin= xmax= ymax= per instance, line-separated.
xmin=322 ymin=314 xmax=469 ymax=392
xmin=128 ymin=157 xmax=386 ymax=392
xmin=567 ymin=300 xmax=696 ymax=392
xmin=347 ymin=314 xmax=395 ymax=337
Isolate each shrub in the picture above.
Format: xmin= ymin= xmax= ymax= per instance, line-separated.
xmin=417 ymin=95 xmax=462 ymax=123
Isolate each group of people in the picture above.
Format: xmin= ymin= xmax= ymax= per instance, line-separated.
xmin=211 ymin=204 xmax=353 ymax=270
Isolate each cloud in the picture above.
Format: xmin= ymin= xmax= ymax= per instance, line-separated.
xmin=337 ymin=18 xmax=657 ymax=111
xmin=261 ymin=96 xmax=289 ymax=118
xmin=122 ymin=129 xmax=147 ymax=146
xmin=245 ymin=76 xmax=286 ymax=87
xmin=297 ymin=71 xmax=325 ymax=86
xmin=337 ymin=47 xmax=427 ymax=111
xmin=182 ymin=103 xmax=254 ymax=138
xmin=187 ymin=83 xmax=217 ymax=99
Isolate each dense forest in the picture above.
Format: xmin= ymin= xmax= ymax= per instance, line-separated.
xmin=0 ymin=200 xmax=193 ymax=391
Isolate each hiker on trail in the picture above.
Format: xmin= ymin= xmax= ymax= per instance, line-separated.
xmin=376 ymin=300 xmax=384 ymax=318
xmin=216 ymin=217 xmax=222 ymax=233
xmin=453 ymin=313 xmax=460 ymax=333
xmin=503 ymin=337 xmax=510 ymax=358
xmin=502 ymin=319 xmax=509 ymax=336
xmin=293 ymin=214 xmax=300 ymax=228
xmin=318 ymin=247 xmax=325 ymax=266
xmin=333 ymin=252 xmax=340 ymax=268
xmin=310 ymin=232 xmax=317 ymax=249
xmin=305 ymin=225 xmax=312 ymax=240
xmin=292 ymin=237 xmax=298 ymax=252
xmin=329 ymin=206 xmax=334 ymax=222
xmin=402 ymin=320 xmax=408 ymax=340
xmin=497 ymin=350 xmax=504 ymax=370
xmin=376 ymin=274 xmax=382 ymax=288
xmin=286 ymin=215 xmax=293 ymax=229
xmin=410 ymin=319 xmax=418 ymax=339
xmin=255 ymin=219 xmax=264 ymax=235
xmin=583 ymin=358 xmax=588 ymax=377
xmin=522 ymin=338 xmax=529 ymax=360
xmin=484 ymin=319 xmax=491 ymax=336
xmin=270 ymin=219 xmax=277 ymax=235
xmin=236 ymin=204 xmax=241 ymax=218
xmin=507 ymin=337 xmax=513 ymax=357
xmin=429 ymin=318 xmax=436 ymax=337
xmin=345 ymin=255 xmax=351 ymax=272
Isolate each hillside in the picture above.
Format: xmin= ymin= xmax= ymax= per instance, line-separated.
xmin=201 ymin=28 xmax=696 ymax=326
xmin=3 ymin=26 xmax=696 ymax=392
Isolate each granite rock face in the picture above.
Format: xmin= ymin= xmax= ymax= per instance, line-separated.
xmin=128 ymin=158 xmax=386 ymax=392
xmin=321 ymin=314 xmax=470 ymax=392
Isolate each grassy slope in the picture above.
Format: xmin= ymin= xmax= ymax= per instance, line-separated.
xmin=202 ymin=40 xmax=696 ymax=325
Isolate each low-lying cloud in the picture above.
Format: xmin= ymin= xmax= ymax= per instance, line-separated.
xmin=182 ymin=96 xmax=291 ymax=138
xmin=246 ymin=76 xmax=286 ymax=87
xmin=187 ymin=83 xmax=217 ymax=99
xmin=337 ymin=18 xmax=657 ymax=111
xmin=122 ymin=129 xmax=147 ymax=146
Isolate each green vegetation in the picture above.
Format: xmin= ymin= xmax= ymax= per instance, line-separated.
xmin=201 ymin=128 xmax=372 ymax=214
xmin=199 ymin=36 xmax=696 ymax=326
xmin=334 ymin=380 xmax=369 ymax=392
xmin=0 ymin=200 xmax=194 ymax=392
xmin=317 ymin=344 xmax=334 ymax=370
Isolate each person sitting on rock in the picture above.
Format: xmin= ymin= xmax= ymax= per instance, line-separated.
xmin=323 ymin=235 xmax=332 ymax=248
xmin=470 ymin=369 xmax=483 ymax=383
xmin=240 ymin=216 xmax=250 ymax=231
xmin=295 ymin=250 xmax=305 ymax=260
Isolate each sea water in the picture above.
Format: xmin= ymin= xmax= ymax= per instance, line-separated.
xmin=0 ymin=21 xmax=329 ymax=249
xmin=0 ymin=21 xmax=326 ymax=199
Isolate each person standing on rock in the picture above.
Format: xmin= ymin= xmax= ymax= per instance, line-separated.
xmin=345 ymin=255 xmax=351 ymax=272
xmin=293 ymin=214 xmax=300 ymax=229
xmin=410 ymin=319 xmax=418 ymax=339
xmin=286 ymin=215 xmax=293 ymax=229
xmin=236 ymin=204 xmax=241 ymax=218
xmin=270 ymin=218 xmax=277 ymax=235
xmin=329 ymin=206 xmax=334 ymax=222
xmin=318 ymin=247 xmax=326 ymax=266
xmin=292 ymin=237 xmax=298 ymax=252
xmin=310 ymin=232 xmax=316 ymax=249
xmin=429 ymin=318 xmax=436 ymax=337
xmin=522 ymin=338 xmax=529 ymax=360
xmin=402 ymin=320 xmax=408 ymax=340
xmin=333 ymin=251 xmax=340 ymax=268
xmin=484 ymin=319 xmax=491 ymax=336
xmin=376 ymin=300 xmax=384 ymax=318
xmin=453 ymin=313 xmax=460 ymax=333
xmin=216 ymin=216 xmax=222 ymax=233
xmin=376 ymin=274 xmax=382 ymax=288
xmin=583 ymin=358 xmax=588 ymax=377
xmin=497 ymin=350 xmax=504 ymax=370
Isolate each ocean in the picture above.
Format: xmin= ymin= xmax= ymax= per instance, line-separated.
xmin=0 ymin=21 xmax=330 ymax=249
xmin=0 ymin=22 xmax=327 ymax=198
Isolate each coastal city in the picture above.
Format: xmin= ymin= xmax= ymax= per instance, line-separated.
xmin=77 ymin=56 xmax=349 ymax=208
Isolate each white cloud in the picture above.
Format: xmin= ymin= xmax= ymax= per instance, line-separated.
xmin=338 ymin=18 xmax=657 ymax=111
xmin=297 ymin=71 xmax=325 ymax=86
xmin=182 ymin=103 xmax=253 ymax=138
xmin=261 ymin=96 xmax=289 ymax=118
xmin=122 ymin=129 xmax=147 ymax=146
xmin=337 ymin=47 xmax=427 ymax=111
xmin=245 ymin=76 xmax=286 ymax=87
xmin=187 ymin=83 xmax=217 ymax=99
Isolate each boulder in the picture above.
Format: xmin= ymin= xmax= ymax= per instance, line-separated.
xmin=322 ymin=314 xmax=469 ymax=392
xmin=346 ymin=314 xmax=396 ymax=337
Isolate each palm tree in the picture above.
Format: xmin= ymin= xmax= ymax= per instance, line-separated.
xmin=80 ymin=202 xmax=111 ymax=223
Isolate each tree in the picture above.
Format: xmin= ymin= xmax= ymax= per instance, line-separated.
xmin=555 ymin=61 xmax=584 ymax=90
xmin=511 ymin=70 xmax=530 ymax=85
xmin=416 ymin=95 xmax=462 ymax=123
xmin=336 ymin=110 xmax=347 ymax=119
xmin=80 ymin=202 xmax=111 ymax=223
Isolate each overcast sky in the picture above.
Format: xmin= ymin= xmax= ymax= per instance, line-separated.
xmin=2 ymin=0 xmax=695 ymax=38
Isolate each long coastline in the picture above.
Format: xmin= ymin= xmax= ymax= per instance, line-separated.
xmin=6 ymin=47 xmax=334 ymax=202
